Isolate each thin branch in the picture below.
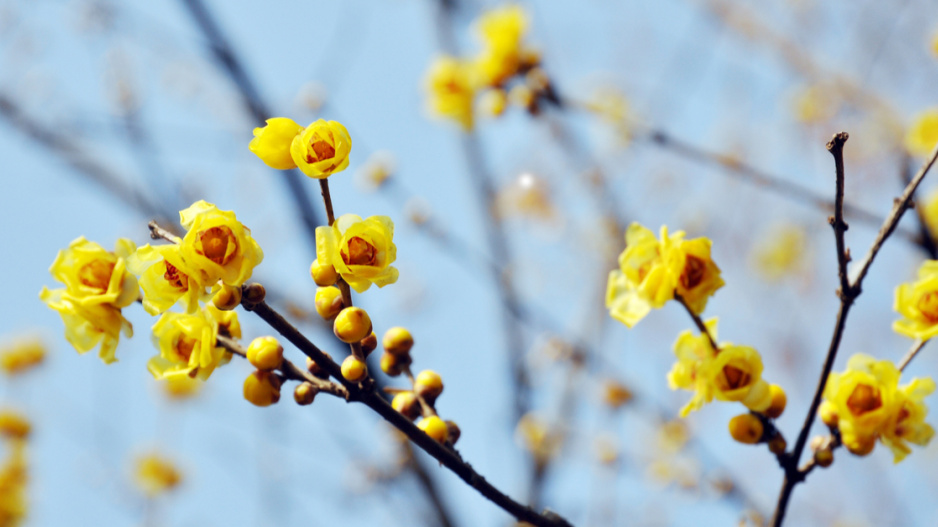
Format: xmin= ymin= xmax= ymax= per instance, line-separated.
xmin=827 ymin=132 xmax=851 ymax=297
xmin=402 ymin=364 xmax=438 ymax=418
xmin=898 ymin=339 xmax=927 ymax=373
xmin=674 ymin=294 xmax=719 ymax=352
xmin=900 ymin=155 xmax=938 ymax=259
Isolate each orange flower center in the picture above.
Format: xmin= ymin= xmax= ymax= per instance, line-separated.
xmin=196 ymin=226 xmax=237 ymax=266
xmin=305 ymin=139 xmax=335 ymax=164
xmin=174 ymin=335 xmax=197 ymax=362
xmin=342 ymin=236 xmax=377 ymax=266
xmin=78 ymin=260 xmax=115 ymax=291
xmin=722 ymin=365 xmax=751 ymax=390
xmin=681 ymin=255 xmax=706 ymax=290
xmin=917 ymin=291 xmax=938 ymax=323
xmin=163 ymin=261 xmax=189 ymax=290
xmin=846 ymin=384 xmax=882 ymax=416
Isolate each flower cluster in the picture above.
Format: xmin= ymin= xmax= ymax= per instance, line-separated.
xmin=249 ymin=118 xmax=352 ymax=179
xmin=820 ymin=354 xmax=934 ymax=462
xmin=606 ymin=223 xmax=724 ymax=328
xmin=40 ymin=237 xmax=139 ymax=363
xmin=424 ymin=5 xmax=547 ymax=129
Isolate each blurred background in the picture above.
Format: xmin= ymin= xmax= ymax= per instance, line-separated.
xmin=1 ymin=0 xmax=938 ymax=525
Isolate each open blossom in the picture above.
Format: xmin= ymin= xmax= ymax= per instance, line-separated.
xmin=40 ymin=237 xmax=139 ymax=364
xmin=905 ymin=108 xmax=938 ymax=157
xmin=606 ymin=223 xmax=723 ymax=328
xmin=667 ymin=319 xmax=772 ymax=417
xmin=178 ymin=201 xmax=263 ymax=288
xmin=147 ymin=307 xmax=235 ymax=381
xmin=893 ymin=260 xmax=938 ymax=341
xmin=249 ymin=118 xmax=352 ymax=178
xmin=820 ymin=354 xmax=934 ymax=461
xmin=474 ymin=5 xmax=529 ymax=87
xmin=128 ymin=243 xmax=208 ymax=315
xmin=316 ymin=214 xmax=399 ymax=293
xmin=425 ymin=56 xmax=477 ymax=130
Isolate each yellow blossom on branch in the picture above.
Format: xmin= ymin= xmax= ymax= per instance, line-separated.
xmin=425 ymin=56 xmax=477 ymax=130
xmin=178 ymin=200 xmax=263 ymax=288
xmin=316 ymin=214 xmax=399 ymax=293
xmin=905 ymin=108 xmax=938 ymax=157
xmin=820 ymin=354 xmax=934 ymax=461
xmin=0 ymin=337 xmax=45 ymax=376
xmin=249 ymin=117 xmax=304 ymax=170
xmin=893 ymin=260 xmax=938 ymax=341
xmin=249 ymin=118 xmax=352 ymax=178
xmin=147 ymin=308 xmax=234 ymax=381
xmin=134 ymin=452 xmax=182 ymax=497
xmin=128 ymin=243 xmax=208 ymax=315
xmin=474 ymin=5 xmax=529 ymax=87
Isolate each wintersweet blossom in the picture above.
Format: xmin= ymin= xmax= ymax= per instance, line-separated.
xmin=147 ymin=308 xmax=233 ymax=381
xmin=0 ymin=439 xmax=27 ymax=525
xmin=249 ymin=118 xmax=352 ymax=178
xmin=178 ymin=200 xmax=263 ymax=288
xmin=249 ymin=117 xmax=304 ymax=170
xmin=425 ymin=56 xmax=477 ymax=130
xmin=316 ymin=214 xmax=399 ymax=293
xmin=128 ymin=243 xmax=208 ymax=315
xmin=474 ymin=5 xmax=528 ymax=87
xmin=134 ymin=453 xmax=182 ymax=497
xmin=0 ymin=337 xmax=45 ymax=376
xmin=893 ymin=260 xmax=938 ymax=341
xmin=905 ymin=109 xmax=938 ymax=157
xmin=820 ymin=354 xmax=934 ymax=461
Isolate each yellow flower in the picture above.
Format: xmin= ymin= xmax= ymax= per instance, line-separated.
xmin=0 ymin=440 xmax=27 ymax=526
xmin=127 ymin=243 xmax=208 ymax=315
xmin=474 ymin=5 xmax=528 ymax=87
xmin=134 ymin=453 xmax=182 ymax=497
xmin=249 ymin=117 xmax=304 ymax=170
xmin=159 ymin=375 xmax=202 ymax=400
xmin=881 ymin=377 xmax=935 ymax=463
xmin=290 ymin=119 xmax=352 ymax=179
xmin=425 ymin=55 xmax=477 ymax=130
xmin=147 ymin=308 xmax=229 ymax=381
xmin=893 ymin=260 xmax=938 ymax=341
xmin=316 ymin=214 xmax=399 ymax=293
xmin=920 ymin=188 xmax=938 ymax=237
xmin=39 ymin=288 xmax=131 ymax=364
xmin=665 ymin=234 xmax=725 ymax=314
xmin=0 ymin=336 xmax=45 ymax=376
xmin=46 ymin=237 xmax=139 ymax=308
xmin=750 ymin=224 xmax=807 ymax=281
xmin=0 ymin=410 xmax=30 ymax=440
xmin=667 ymin=319 xmax=771 ymax=416
xmin=905 ymin=108 xmax=938 ymax=157
xmin=820 ymin=354 xmax=905 ymax=457
xmin=178 ymin=200 xmax=263 ymax=288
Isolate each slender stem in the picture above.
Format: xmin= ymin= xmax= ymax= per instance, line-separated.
xmin=828 ymin=132 xmax=851 ymax=297
xmin=402 ymin=365 xmax=438 ymax=418
xmin=674 ymin=294 xmax=718 ymax=352
xmin=898 ymin=339 xmax=927 ymax=373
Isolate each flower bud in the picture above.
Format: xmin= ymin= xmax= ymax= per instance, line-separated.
xmin=246 ymin=336 xmax=283 ymax=371
xmin=382 ymin=327 xmax=414 ymax=356
xmin=728 ymin=414 xmax=764 ymax=445
xmin=294 ymin=382 xmax=318 ymax=406
xmin=818 ymin=401 xmax=838 ymax=427
xmin=418 ymin=416 xmax=449 ymax=444
xmin=212 ymin=283 xmax=242 ymax=311
xmin=309 ymin=258 xmax=338 ymax=287
xmin=392 ymin=392 xmax=421 ymax=421
xmin=306 ymin=353 xmax=333 ymax=379
xmin=601 ymin=380 xmax=633 ymax=409
xmin=764 ymin=384 xmax=787 ymax=419
xmin=414 ymin=370 xmax=444 ymax=404
xmin=445 ymin=420 xmax=461 ymax=445
xmin=0 ymin=410 xmax=30 ymax=440
xmin=360 ymin=332 xmax=378 ymax=357
xmin=814 ymin=448 xmax=834 ymax=467
xmin=479 ymin=89 xmax=508 ymax=117
xmin=341 ymin=355 xmax=367 ymax=382
xmin=314 ymin=286 xmax=344 ymax=320
xmin=380 ymin=351 xmax=409 ymax=377
xmin=243 ymin=370 xmax=281 ymax=407
xmin=249 ymin=117 xmax=303 ymax=170
xmin=242 ymin=283 xmax=267 ymax=304
xmin=768 ymin=435 xmax=787 ymax=455
xmin=334 ymin=307 xmax=372 ymax=343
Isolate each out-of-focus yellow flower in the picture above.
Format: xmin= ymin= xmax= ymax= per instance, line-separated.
xmin=474 ymin=5 xmax=528 ymax=87
xmin=128 ymin=243 xmax=208 ymax=315
xmin=516 ymin=413 xmax=560 ymax=464
xmin=249 ymin=117 xmax=304 ymax=170
xmin=425 ymin=55 xmax=477 ymax=130
xmin=495 ymin=172 xmax=555 ymax=220
xmin=45 ymin=237 xmax=139 ymax=309
xmin=147 ymin=308 xmax=229 ymax=381
xmin=0 ymin=411 xmax=29 ymax=440
xmin=178 ymin=200 xmax=263 ymax=288
xmin=818 ymin=354 xmax=934 ymax=460
xmin=791 ymin=84 xmax=837 ymax=124
xmin=160 ymin=375 xmax=202 ymax=400
xmin=354 ymin=150 xmax=395 ymax=192
xmin=290 ymin=119 xmax=352 ymax=179
xmin=894 ymin=260 xmax=938 ymax=341
xmin=134 ymin=453 xmax=182 ymax=497
xmin=0 ymin=440 xmax=27 ymax=526
xmin=905 ymin=109 xmax=938 ymax=157
xmin=606 ymin=223 xmax=723 ymax=327
xmin=667 ymin=319 xmax=772 ymax=416
xmin=585 ymin=86 xmax=631 ymax=144
xmin=750 ymin=224 xmax=807 ymax=281
xmin=600 ymin=379 xmax=633 ymax=409
xmin=919 ymin=188 xmax=938 ymax=237
xmin=932 ymin=33 xmax=938 ymax=58
xmin=39 ymin=289 xmax=131 ymax=364
xmin=316 ymin=214 xmax=399 ymax=293
xmin=656 ymin=420 xmax=690 ymax=454
xmin=0 ymin=337 xmax=45 ymax=376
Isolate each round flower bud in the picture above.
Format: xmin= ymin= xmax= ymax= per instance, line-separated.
xmin=445 ymin=420 xmax=461 ymax=445
xmin=601 ymin=380 xmax=633 ymax=409
xmin=242 ymin=283 xmax=267 ymax=304
xmin=334 ymin=307 xmax=373 ymax=344
xmin=818 ymin=401 xmax=838 ymax=427
xmin=768 ymin=436 xmax=787 ymax=455
xmin=341 ymin=355 xmax=367 ymax=382
xmin=382 ymin=327 xmax=414 ymax=356
xmin=728 ymin=414 xmax=764 ymax=445
xmin=360 ymin=332 xmax=378 ymax=357
xmin=414 ymin=370 xmax=444 ymax=404
xmin=309 ymin=259 xmax=338 ymax=287
xmin=844 ymin=434 xmax=876 ymax=457
xmin=764 ymin=384 xmax=787 ymax=419
xmin=243 ymin=370 xmax=281 ymax=407
xmin=814 ymin=448 xmax=834 ymax=467
xmin=392 ymin=392 xmax=421 ymax=421
xmin=0 ymin=410 xmax=31 ymax=440
xmin=294 ymin=382 xmax=318 ymax=406
xmin=418 ymin=416 xmax=449 ymax=444
xmin=314 ymin=286 xmax=344 ymax=320
xmin=306 ymin=353 xmax=333 ymax=379
xmin=246 ymin=336 xmax=284 ymax=371
xmin=212 ymin=283 xmax=242 ymax=311
xmin=479 ymin=89 xmax=508 ymax=117
xmin=380 ymin=351 xmax=408 ymax=377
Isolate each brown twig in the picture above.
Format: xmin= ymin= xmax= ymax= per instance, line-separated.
xmin=897 ymin=339 xmax=927 ymax=373
xmin=402 ymin=365 xmax=438 ymax=418
xmin=674 ymin=294 xmax=719 ymax=352
xmin=828 ymin=133 xmax=852 ymax=297
xmin=770 ymin=136 xmax=938 ymax=527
